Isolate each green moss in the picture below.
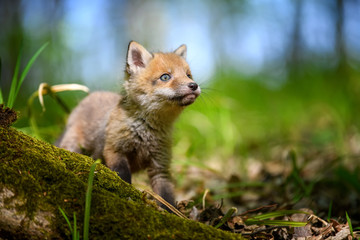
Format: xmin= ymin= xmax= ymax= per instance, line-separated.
xmin=0 ymin=126 xmax=244 ymax=239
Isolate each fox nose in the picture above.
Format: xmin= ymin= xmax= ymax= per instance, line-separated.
xmin=188 ymin=82 xmax=198 ymax=91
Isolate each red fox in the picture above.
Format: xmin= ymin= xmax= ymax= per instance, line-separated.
xmin=58 ymin=41 xmax=201 ymax=210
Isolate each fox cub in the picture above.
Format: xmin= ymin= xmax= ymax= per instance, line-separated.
xmin=58 ymin=41 xmax=201 ymax=209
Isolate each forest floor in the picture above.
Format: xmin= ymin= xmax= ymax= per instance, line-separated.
xmin=133 ymin=129 xmax=360 ymax=239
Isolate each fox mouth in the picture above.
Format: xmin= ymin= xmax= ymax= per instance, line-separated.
xmin=171 ymin=93 xmax=198 ymax=106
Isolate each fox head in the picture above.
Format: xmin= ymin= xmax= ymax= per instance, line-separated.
xmin=124 ymin=41 xmax=201 ymax=113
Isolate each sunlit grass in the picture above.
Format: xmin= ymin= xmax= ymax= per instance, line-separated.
xmin=244 ymin=210 xmax=309 ymax=227
xmin=171 ymin=70 xmax=360 ymax=216
xmin=0 ymin=42 xmax=49 ymax=108
xmin=174 ymin=70 xmax=355 ymax=167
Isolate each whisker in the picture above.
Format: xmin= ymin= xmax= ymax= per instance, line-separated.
xmin=199 ymin=93 xmax=217 ymax=106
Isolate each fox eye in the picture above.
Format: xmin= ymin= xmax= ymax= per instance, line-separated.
xmin=160 ymin=73 xmax=171 ymax=81
xmin=187 ymin=74 xmax=193 ymax=79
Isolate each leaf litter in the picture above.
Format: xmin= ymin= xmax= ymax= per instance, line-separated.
xmin=171 ymin=132 xmax=360 ymax=240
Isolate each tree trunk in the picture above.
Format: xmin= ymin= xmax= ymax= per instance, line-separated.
xmin=0 ymin=116 xmax=243 ymax=239
xmin=287 ymin=0 xmax=303 ymax=82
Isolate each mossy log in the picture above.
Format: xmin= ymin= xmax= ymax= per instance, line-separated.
xmin=0 ymin=125 xmax=244 ymax=239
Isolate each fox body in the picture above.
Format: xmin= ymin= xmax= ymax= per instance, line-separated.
xmin=58 ymin=41 xmax=201 ymax=208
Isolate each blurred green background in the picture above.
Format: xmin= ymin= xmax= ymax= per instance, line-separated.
xmin=1 ymin=0 xmax=360 ymax=220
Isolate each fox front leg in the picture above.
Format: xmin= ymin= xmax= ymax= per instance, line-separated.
xmin=147 ymin=167 xmax=175 ymax=211
xmin=58 ymin=128 xmax=84 ymax=154
xmin=104 ymin=150 xmax=132 ymax=184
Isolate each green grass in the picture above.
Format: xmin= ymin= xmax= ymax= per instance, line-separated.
xmin=214 ymin=207 xmax=237 ymax=228
xmin=0 ymin=42 xmax=49 ymax=108
xmin=58 ymin=208 xmax=80 ymax=240
xmin=58 ymin=207 xmax=73 ymax=234
xmin=171 ymin=69 xmax=360 ymax=222
xmin=244 ymin=210 xmax=309 ymax=227
xmin=83 ymin=159 xmax=101 ymax=239
xmin=174 ymin=68 xmax=359 ymax=175
xmin=59 ymin=159 xmax=101 ymax=240
xmin=286 ymin=149 xmax=316 ymax=203
xmin=346 ymin=212 xmax=354 ymax=238
xmin=327 ymin=200 xmax=333 ymax=222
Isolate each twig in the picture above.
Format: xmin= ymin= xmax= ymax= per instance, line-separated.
xmin=143 ymin=190 xmax=187 ymax=219
xmin=202 ymin=189 xmax=209 ymax=210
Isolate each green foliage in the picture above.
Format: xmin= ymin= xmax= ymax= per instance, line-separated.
xmin=286 ymin=150 xmax=315 ymax=203
xmin=327 ymin=200 xmax=333 ymax=222
xmin=345 ymin=212 xmax=354 ymax=238
xmin=59 ymin=159 xmax=101 ymax=240
xmin=215 ymin=207 xmax=237 ymax=229
xmin=84 ymin=159 xmax=101 ymax=240
xmin=59 ymin=207 xmax=73 ymax=233
xmin=172 ymin=68 xmax=360 ymax=217
xmin=244 ymin=210 xmax=309 ymax=227
xmin=59 ymin=207 xmax=79 ymax=240
xmin=73 ymin=213 xmax=80 ymax=240
xmin=335 ymin=166 xmax=360 ymax=193
xmin=0 ymin=42 xmax=49 ymax=109
xmin=176 ymin=71 xmax=350 ymax=162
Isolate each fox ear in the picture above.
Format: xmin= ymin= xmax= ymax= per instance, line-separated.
xmin=174 ymin=44 xmax=187 ymax=59
xmin=126 ymin=41 xmax=153 ymax=74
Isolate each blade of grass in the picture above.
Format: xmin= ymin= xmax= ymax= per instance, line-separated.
xmin=245 ymin=219 xmax=307 ymax=227
xmin=214 ymin=207 xmax=237 ymax=228
xmin=249 ymin=210 xmax=310 ymax=221
xmin=58 ymin=207 xmax=73 ymax=234
xmin=244 ymin=210 xmax=309 ymax=227
xmin=73 ymin=212 xmax=78 ymax=240
xmin=7 ymin=44 xmax=23 ymax=108
xmin=327 ymin=200 xmax=333 ymax=222
xmin=14 ymin=42 xmax=49 ymax=100
xmin=83 ymin=159 xmax=101 ymax=240
xmin=345 ymin=212 xmax=354 ymax=238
